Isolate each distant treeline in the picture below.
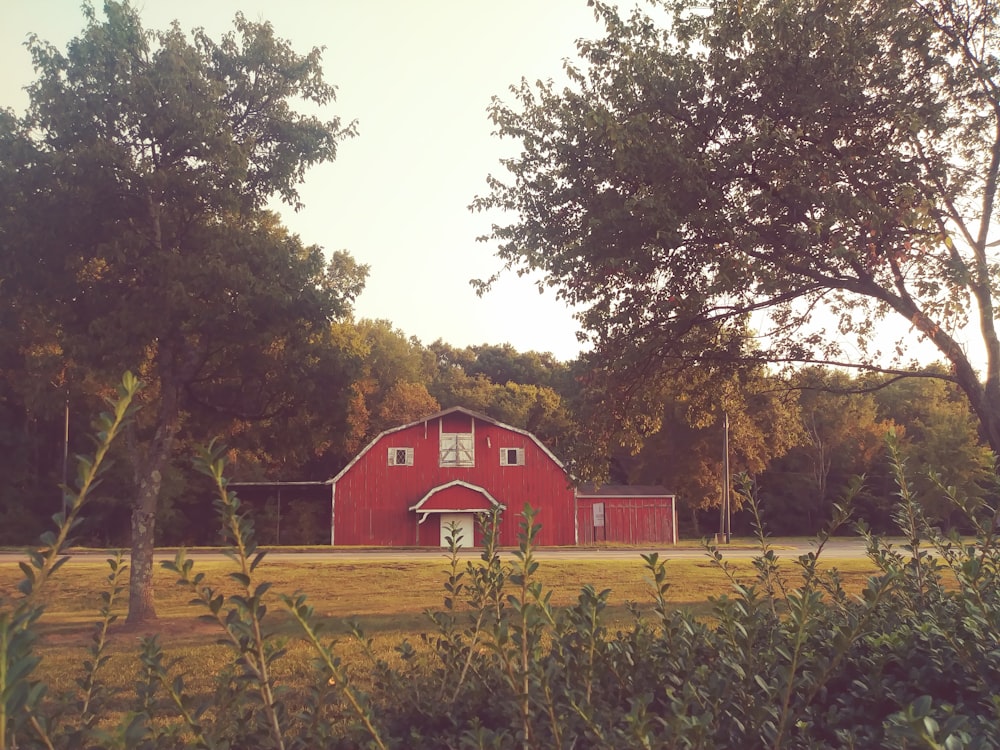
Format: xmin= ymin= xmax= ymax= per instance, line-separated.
xmin=0 ymin=324 xmax=989 ymax=545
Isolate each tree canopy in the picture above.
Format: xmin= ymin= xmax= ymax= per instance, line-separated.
xmin=475 ymin=0 xmax=1000 ymax=455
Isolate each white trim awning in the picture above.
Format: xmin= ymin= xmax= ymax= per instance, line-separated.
xmin=409 ymin=480 xmax=505 ymax=524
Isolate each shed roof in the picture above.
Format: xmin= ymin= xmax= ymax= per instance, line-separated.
xmin=576 ymin=484 xmax=673 ymax=498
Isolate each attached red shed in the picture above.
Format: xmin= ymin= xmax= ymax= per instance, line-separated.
xmin=576 ymin=485 xmax=678 ymax=545
xmin=328 ymin=407 xmax=578 ymax=547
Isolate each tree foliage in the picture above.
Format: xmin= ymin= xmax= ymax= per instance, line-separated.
xmin=429 ymin=343 xmax=577 ymax=454
xmin=870 ymin=371 xmax=996 ymax=526
xmin=0 ymin=1 xmax=362 ymax=621
xmin=758 ymin=368 xmax=896 ymax=534
xmin=475 ymin=0 xmax=1000 ymax=456
xmin=339 ymin=320 xmax=441 ymax=453
xmin=575 ymin=345 xmax=803 ymax=533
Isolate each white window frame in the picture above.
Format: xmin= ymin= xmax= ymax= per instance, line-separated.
xmin=388 ymin=447 xmax=414 ymax=466
xmin=500 ymin=447 xmax=525 ymax=466
xmin=440 ymin=432 xmax=474 ymax=467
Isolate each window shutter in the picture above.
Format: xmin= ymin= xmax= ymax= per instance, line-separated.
xmin=457 ymin=434 xmax=474 ymax=465
xmin=440 ymin=435 xmax=455 ymax=465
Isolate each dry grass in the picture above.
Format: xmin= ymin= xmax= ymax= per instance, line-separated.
xmin=0 ymin=551 xmax=878 ymax=629
xmin=0 ymin=549 xmax=880 ymax=702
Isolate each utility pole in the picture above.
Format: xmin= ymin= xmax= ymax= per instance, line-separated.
xmin=54 ymin=372 xmax=70 ymax=517
xmin=62 ymin=392 xmax=69 ymax=514
xmin=722 ymin=410 xmax=731 ymax=543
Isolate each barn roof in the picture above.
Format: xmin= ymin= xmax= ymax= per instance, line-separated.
xmin=327 ymin=405 xmax=566 ymax=484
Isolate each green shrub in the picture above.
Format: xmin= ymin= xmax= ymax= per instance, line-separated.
xmin=4 ymin=382 xmax=1000 ymax=749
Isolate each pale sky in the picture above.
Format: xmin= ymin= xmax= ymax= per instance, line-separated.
xmin=0 ymin=1 xmax=613 ymax=362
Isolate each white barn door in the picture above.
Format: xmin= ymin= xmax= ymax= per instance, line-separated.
xmin=439 ymin=513 xmax=475 ymax=548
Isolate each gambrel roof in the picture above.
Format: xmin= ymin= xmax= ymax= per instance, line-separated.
xmin=327 ymin=405 xmax=565 ymax=485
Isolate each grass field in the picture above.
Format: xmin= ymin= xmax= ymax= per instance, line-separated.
xmin=0 ymin=547 xmax=880 ymax=631
xmin=1 ymin=545 xmax=882 ymax=705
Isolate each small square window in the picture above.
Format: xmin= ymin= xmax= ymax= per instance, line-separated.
xmin=388 ymin=447 xmax=413 ymax=466
xmin=500 ymin=447 xmax=524 ymax=466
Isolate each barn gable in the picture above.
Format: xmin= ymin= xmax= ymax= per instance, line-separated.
xmin=328 ymin=406 xmax=565 ymax=485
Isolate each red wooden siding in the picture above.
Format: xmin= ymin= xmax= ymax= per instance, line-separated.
xmin=439 ymin=410 xmax=473 ymax=433
xmin=330 ymin=408 xmax=577 ymax=547
xmin=576 ymin=495 xmax=677 ymax=545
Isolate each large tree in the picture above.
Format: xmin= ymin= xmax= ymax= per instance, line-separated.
xmin=0 ymin=2 xmax=360 ymax=623
xmin=476 ymin=0 xmax=1000 ymax=455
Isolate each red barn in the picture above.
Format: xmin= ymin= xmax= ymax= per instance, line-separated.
xmin=326 ymin=406 xmax=677 ymax=548
xmin=328 ymin=406 xmax=578 ymax=547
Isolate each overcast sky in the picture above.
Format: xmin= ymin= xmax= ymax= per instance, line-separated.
xmin=1 ymin=1 xmax=619 ymax=362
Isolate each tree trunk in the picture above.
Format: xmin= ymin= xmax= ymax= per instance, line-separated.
xmin=125 ymin=422 xmax=175 ymax=625
xmin=125 ymin=354 xmax=189 ymax=625
xmin=947 ymin=350 xmax=1000 ymax=461
xmin=127 ymin=505 xmax=158 ymax=624
xmin=974 ymin=383 xmax=1000 ymax=463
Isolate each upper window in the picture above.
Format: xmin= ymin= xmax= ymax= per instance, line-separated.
xmin=500 ymin=447 xmax=525 ymax=466
xmin=388 ymin=447 xmax=414 ymax=466
xmin=440 ymin=432 xmax=474 ymax=467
